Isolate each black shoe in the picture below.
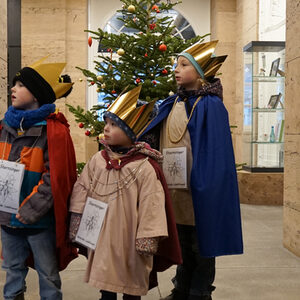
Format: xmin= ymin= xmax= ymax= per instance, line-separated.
xmin=160 ymin=289 xmax=188 ymax=300
xmin=14 ymin=293 xmax=25 ymax=300
xmin=189 ymin=295 xmax=212 ymax=300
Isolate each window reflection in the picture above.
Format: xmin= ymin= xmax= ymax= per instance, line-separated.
xmin=100 ymin=9 xmax=195 ymax=52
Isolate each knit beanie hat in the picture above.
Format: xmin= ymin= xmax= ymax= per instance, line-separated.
xmin=12 ymin=57 xmax=73 ymax=105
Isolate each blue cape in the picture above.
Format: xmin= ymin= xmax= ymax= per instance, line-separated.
xmin=139 ymin=94 xmax=243 ymax=257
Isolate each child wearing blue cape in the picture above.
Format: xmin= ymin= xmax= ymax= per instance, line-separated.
xmin=138 ymin=40 xmax=243 ymax=300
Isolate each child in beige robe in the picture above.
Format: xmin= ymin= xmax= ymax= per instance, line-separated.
xmin=69 ymin=87 xmax=181 ymax=300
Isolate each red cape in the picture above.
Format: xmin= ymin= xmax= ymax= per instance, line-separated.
xmin=47 ymin=112 xmax=78 ymax=270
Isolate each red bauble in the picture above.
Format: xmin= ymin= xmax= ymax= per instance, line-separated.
xmin=136 ymin=78 xmax=141 ymax=83
xmin=149 ymin=23 xmax=156 ymax=30
xmin=107 ymin=48 xmax=112 ymax=52
xmin=144 ymin=53 xmax=148 ymax=57
xmin=111 ymin=90 xmax=116 ymax=94
xmin=152 ymin=5 xmax=159 ymax=10
xmin=162 ymin=68 xmax=168 ymax=75
xmin=85 ymin=130 xmax=91 ymax=136
xmin=159 ymin=44 xmax=167 ymax=52
xmin=78 ymin=123 xmax=84 ymax=128
xmin=156 ymin=9 xmax=160 ymax=13
xmin=90 ymin=81 xmax=95 ymax=85
xmin=88 ymin=36 xmax=92 ymax=47
xmin=152 ymin=80 xmax=157 ymax=85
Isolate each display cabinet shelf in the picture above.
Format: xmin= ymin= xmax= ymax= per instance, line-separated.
xmin=242 ymin=41 xmax=285 ymax=172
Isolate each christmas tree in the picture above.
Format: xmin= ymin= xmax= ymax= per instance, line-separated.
xmin=68 ymin=0 xmax=207 ymax=138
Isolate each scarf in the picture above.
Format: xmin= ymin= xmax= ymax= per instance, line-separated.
xmin=100 ymin=139 xmax=163 ymax=170
xmin=177 ymin=78 xmax=223 ymax=101
xmin=4 ymin=104 xmax=56 ymax=129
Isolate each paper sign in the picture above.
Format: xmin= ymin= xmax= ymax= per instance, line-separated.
xmin=0 ymin=160 xmax=25 ymax=213
xmin=162 ymin=147 xmax=187 ymax=189
xmin=75 ymin=197 xmax=108 ymax=250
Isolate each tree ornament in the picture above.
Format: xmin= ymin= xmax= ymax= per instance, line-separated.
xmin=152 ymin=5 xmax=159 ymax=10
xmin=149 ymin=60 xmax=155 ymax=66
xmin=97 ymin=75 xmax=103 ymax=81
xmin=117 ymin=48 xmax=125 ymax=56
xmin=96 ymin=88 xmax=101 ymax=93
xmin=90 ymin=81 xmax=95 ymax=85
xmin=149 ymin=23 xmax=156 ymax=30
xmin=88 ymin=36 xmax=92 ymax=47
xmin=111 ymin=90 xmax=116 ymax=94
xmin=152 ymin=80 xmax=157 ymax=85
xmin=144 ymin=53 xmax=148 ymax=57
xmin=79 ymin=78 xmax=83 ymax=82
xmin=170 ymin=57 xmax=175 ymax=65
xmin=78 ymin=123 xmax=84 ymax=128
xmin=136 ymin=78 xmax=141 ymax=83
xmin=101 ymin=83 xmax=106 ymax=89
xmin=162 ymin=68 xmax=168 ymax=75
xmin=128 ymin=4 xmax=135 ymax=13
xmin=85 ymin=130 xmax=91 ymax=136
xmin=107 ymin=48 xmax=112 ymax=52
xmin=156 ymin=9 xmax=160 ymax=13
xmin=159 ymin=44 xmax=167 ymax=52
xmin=169 ymin=91 xmax=175 ymax=96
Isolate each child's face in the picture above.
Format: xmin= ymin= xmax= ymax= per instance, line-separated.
xmin=11 ymin=81 xmax=39 ymax=110
xmin=175 ymin=56 xmax=201 ymax=90
xmin=104 ymin=117 xmax=133 ymax=148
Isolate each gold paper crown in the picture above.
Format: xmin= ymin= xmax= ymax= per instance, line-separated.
xmin=106 ymin=86 xmax=156 ymax=137
xmin=179 ymin=40 xmax=227 ymax=79
xmin=29 ymin=56 xmax=73 ymax=99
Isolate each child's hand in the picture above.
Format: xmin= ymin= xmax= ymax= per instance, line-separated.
xmin=16 ymin=213 xmax=28 ymax=224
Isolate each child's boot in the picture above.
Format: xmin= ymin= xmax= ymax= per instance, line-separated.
xmin=160 ymin=289 xmax=188 ymax=300
xmin=14 ymin=293 xmax=25 ymax=300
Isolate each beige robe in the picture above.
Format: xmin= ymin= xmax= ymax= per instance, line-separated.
xmin=69 ymin=151 xmax=168 ymax=296
xmin=160 ymin=101 xmax=195 ymax=225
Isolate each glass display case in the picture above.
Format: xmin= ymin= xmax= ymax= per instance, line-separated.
xmin=243 ymin=41 xmax=285 ymax=172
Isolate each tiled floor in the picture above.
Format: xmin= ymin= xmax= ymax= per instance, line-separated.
xmin=1 ymin=204 xmax=300 ymax=300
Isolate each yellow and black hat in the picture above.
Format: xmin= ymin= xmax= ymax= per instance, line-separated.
xmin=13 ymin=56 xmax=74 ymax=105
xmin=104 ymin=86 xmax=156 ymax=141
xmin=178 ymin=40 xmax=227 ymax=80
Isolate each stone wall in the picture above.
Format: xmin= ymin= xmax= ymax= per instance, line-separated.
xmin=21 ymin=0 xmax=88 ymax=162
xmin=0 ymin=0 xmax=7 ymax=119
xmin=210 ymin=0 xmax=259 ymax=165
xmin=283 ymin=0 xmax=300 ymax=257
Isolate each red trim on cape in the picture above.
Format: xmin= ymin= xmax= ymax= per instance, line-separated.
xmin=46 ymin=112 xmax=78 ymax=270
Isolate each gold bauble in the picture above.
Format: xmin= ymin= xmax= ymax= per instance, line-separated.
xmin=97 ymin=75 xmax=103 ymax=81
xmin=117 ymin=48 xmax=125 ymax=56
xmin=101 ymin=83 xmax=106 ymax=89
xmin=128 ymin=4 xmax=136 ymax=13
xmin=79 ymin=78 xmax=83 ymax=82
